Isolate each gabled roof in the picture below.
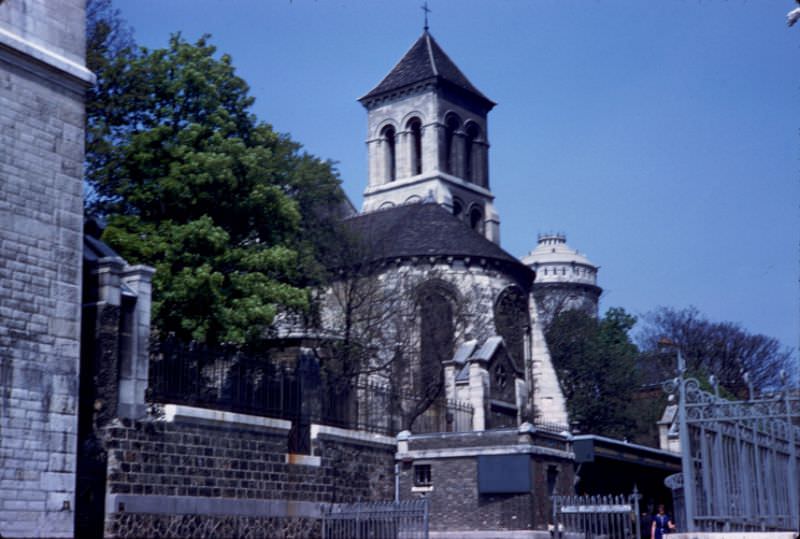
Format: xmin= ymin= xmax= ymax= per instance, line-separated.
xmin=359 ymin=31 xmax=495 ymax=108
xmin=343 ymin=203 xmax=530 ymax=280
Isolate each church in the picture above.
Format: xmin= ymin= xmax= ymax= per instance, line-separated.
xmin=317 ymin=27 xmax=608 ymax=433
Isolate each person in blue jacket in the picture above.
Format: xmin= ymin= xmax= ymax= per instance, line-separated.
xmin=651 ymin=504 xmax=676 ymax=539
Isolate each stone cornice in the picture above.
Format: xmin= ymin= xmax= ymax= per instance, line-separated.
xmin=0 ymin=26 xmax=95 ymax=89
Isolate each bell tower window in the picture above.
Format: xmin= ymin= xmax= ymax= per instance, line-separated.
xmin=381 ymin=125 xmax=397 ymax=182
xmin=469 ymin=206 xmax=483 ymax=233
xmin=464 ymin=122 xmax=480 ymax=183
xmin=444 ymin=114 xmax=460 ymax=175
xmin=408 ymin=118 xmax=423 ymax=176
xmin=452 ymin=198 xmax=463 ymax=219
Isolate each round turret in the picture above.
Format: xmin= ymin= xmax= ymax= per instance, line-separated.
xmin=521 ymin=233 xmax=601 ymax=324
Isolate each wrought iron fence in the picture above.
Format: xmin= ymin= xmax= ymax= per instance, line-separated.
xmin=552 ymin=491 xmax=640 ymax=539
xmin=148 ymin=338 xmax=302 ymax=419
xmin=532 ymin=421 xmax=571 ymax=435
xmin=322 ymin=499 xmax=429 ymax=539
xmin=148 ymin=339 xmax=473 ymax=437
xmin=663 ymin=351 xmax=800 ymax=533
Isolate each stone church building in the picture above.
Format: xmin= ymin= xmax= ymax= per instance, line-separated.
xmin=322 ymin=29 xmax=603 ymax=430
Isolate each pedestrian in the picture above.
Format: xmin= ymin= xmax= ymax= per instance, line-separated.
xmin=650 ymin=504 xmax=675 ymax=539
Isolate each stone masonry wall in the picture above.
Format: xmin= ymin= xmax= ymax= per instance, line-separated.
xmin=0 ymin=1 xmax=91 ymax=536
xmin=103 ymin=417 xmax=395 ymax=538
xmin=0 ymin=0 xmax=87 ymax=64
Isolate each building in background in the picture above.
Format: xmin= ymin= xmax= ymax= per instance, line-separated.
xmin=523 ymin=233 xmax=602 ymax=328
xmin=0 ymin=2 xmax=94 ymax=537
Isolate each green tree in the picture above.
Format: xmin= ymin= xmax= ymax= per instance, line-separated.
xmin=546 ymin=308 xmax=640 ymax=440
xmin=85 ymin=24 xmax=344 ymax=345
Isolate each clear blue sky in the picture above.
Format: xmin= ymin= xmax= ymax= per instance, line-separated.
xmin=113 ymin=0 xmax=799 ymax=357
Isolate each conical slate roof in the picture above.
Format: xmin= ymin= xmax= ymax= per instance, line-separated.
xmin=342 ymin=203 xmax=531 ymax=281
xmin=359 ymin=31 xmax=494 ymax=108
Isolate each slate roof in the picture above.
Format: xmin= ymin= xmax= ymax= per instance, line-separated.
xmin=83 ymin=218 xmax=124 ymax=264
xmin=343 ymin=203 xmax=531 ymax=280
xmin=360 ymin=31 xmax=495 ymax=108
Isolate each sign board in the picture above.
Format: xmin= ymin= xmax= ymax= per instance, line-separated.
xmin=560 ymin=504 xmax=632 ymax=514
xmin=477 ymin=454 xmax=531 ymax=494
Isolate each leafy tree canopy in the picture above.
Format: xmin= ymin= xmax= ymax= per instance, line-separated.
xmin=86 ymin=4 xmax=345 ymax=345
xmin=546 ymin=307 xmax=642 ymax=440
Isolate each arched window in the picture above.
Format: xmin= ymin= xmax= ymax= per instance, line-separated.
xmin=494 ymin=286 xmax=529 ymax=369
xmin=452 ymin=198 xmax=463 ymax=218
xmin=469 ymin=206 xmax=483 ymax=233
xmin=444 ymin=114 xmax=460 ymax=175
xmin=464 ymin=122 xmax=480 ymax=182
xmin=407 ymin=118 xmax=423 ymax=176
xmin=381 ymin=125 xmax=396 ymax=182
xmin=416 ymin=282 xmax=456 ymax=396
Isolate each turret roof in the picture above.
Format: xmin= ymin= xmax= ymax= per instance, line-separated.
xmin=522 ymin=234 xmax=597 ymax=268
xmin=359 ymin=31 xmax=494 ymax=108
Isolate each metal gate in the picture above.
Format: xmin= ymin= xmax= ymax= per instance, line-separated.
xmin=663 ymin=351 xmax=800 ymax=532
xmin=552 ymin=491 xmax=641 ymax=539
xmin=322 ymin=499 xmax=429 ymax=539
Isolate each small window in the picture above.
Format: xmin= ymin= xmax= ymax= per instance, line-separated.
xmin=408 ymin=117 xmax=423 ymax=175
xmin=381 ymin=125 xmax=397 ymax=182
xmin=414 ymin=464 xmax=432 ymax=487
xmin=469 ymin=206 xmax=483 ymax=232
xmin=452 ymin=198 xmax=463 ymax=218
xmin=444 ymin=114 xmax=461 ymax=175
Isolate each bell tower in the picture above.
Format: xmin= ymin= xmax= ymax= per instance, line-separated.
xmin=359 ymin=31 xmax=501 ymax=243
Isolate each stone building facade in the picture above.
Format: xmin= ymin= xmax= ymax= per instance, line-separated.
xmin=324 ymin=29 xmax=569 ymax=429
xmin=0 ymin=1 xmax=94 ymax=537
xmin=522 ymin=233 xmax=602 ymax=328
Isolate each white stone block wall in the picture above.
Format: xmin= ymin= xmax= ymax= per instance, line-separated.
xmin=0 ymin=2 xmax=92 ymax=536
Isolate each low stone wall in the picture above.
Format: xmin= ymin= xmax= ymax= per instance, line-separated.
xmin=102 ymin=405 xmax=395 ymax=538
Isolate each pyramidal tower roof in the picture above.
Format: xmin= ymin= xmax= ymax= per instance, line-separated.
xmin=359 ymin=31 xmax=495 ymax=108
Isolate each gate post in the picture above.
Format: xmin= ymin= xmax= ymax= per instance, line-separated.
xmin=677 ymin=350 xmax=697 ymax=533
xmin=633 ymin=485 xmax=641 ymax=539
xmin=784 ymin=378 xmax=799 ymax=531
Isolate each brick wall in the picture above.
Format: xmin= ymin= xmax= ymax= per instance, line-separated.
xmin=102 ymin=416 xmax=395 ymax=538
xmin=0 ymin=1 xmax=91 ymax=536
xmin=398 ymin=429 xmax=575 ymax=533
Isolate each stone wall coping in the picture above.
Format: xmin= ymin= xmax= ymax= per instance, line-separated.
xmin=0 ymin=26 xmax=95 ymax=85
xmin=285 ymin=453 xmax=322 ymax=467
xmin=121 ymin=264 xmax=156 ymax=279
xmin=311 ymin=423 xmax=396 ymax=448
xmin=670 ymin=534 xmax=795 ymax=539
xmin=162 ymin=404 xmax=292 ymax=433
xmin=396 ymin=444 xmax=574 ymax=461
xmin=105 ymin=493 xmax=323 ymax=518
xmin=430 ymin=531 xmax=552 ymax=539
xmin=406 ymin=428 xmax=519 ymax=440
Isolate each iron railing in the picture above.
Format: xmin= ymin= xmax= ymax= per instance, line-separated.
xmin=148 ymin=340 xmax=474 ymax=437
xmin=663 ymin=350 xmax=800 ymax=532
xmin=552 ymin=490 xmax=640 ymax=539
xmin=322 ymin=499 xmax=429 ymax=539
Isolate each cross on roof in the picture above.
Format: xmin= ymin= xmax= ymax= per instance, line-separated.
xmin=422 ymin=1 xmax=431 ymax=31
